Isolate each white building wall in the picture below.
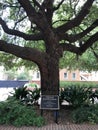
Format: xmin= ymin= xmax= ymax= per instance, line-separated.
xmin=88 ymin=71 xmax=98 ymax=81
xmin=0 ymin=66 xmax=5 ymax=80
xmin=80 ymin=71 xmax=98 ymax=81
xmin=32 ymin=71 xmax=41 ymax=81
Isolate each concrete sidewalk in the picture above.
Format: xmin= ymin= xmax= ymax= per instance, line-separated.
xmin=0 ymin=124 xmax=98 ymax=130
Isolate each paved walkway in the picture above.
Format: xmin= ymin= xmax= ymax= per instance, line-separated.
xmin=1 ymin=124 xmax=98 ymax=130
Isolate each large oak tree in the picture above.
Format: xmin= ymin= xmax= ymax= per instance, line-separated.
xmin=0 ymin=0 xmax=98 ymax=95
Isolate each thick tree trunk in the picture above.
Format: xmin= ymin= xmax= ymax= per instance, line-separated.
xmin=40 ymin=56 xmax=59 ymax=95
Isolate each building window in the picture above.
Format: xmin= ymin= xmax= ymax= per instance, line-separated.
xmin=64 ymin=72 xmax=68 ymax=79
xmin=72 ymin=73 xmax=76 ymax=80
xmin=36 ymin=72 xmax=40 ymax=79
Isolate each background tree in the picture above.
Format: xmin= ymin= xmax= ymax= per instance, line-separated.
xmin=0 ymin=0 xmax=98 ymax=95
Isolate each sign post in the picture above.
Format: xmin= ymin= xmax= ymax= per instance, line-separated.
xmin=40 ymin=95 xmax=59 ymax=123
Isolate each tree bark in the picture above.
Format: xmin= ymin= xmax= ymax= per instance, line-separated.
xmin=39 ymin=55 xmax=59 ymax=95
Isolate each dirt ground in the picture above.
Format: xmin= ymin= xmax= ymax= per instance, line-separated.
xmin=35 ymin=105 xmax=73 ymax=125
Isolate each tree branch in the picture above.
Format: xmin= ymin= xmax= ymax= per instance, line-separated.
xmin=0 ymin=40 xmax=46 ymax=65
xmin=80 ymin=32 xmax=98 ymax=53
xmin=56 ymin=0 xmax=94 ymax=33
xmin=38 ymin=0 xmax=54 ymax=26
xmin=53 ymin=0 xmax=64 ymax=11
xmin=0 ymin=18 xmax=43 ymax=41
xmin=18 ymin=0 xmax=37 ymax=17
xmin=17 ymin=0 xmax=50 ymax=33
xmin=60 ymin=31 xmax=98 ymax=55
xmin=72 ymin=19 xmax=98 ymax=42
xmin=33 ymin=0 xmax=41 ymax=9
xmin=14 ymin=16 xmax=27 ymax=29
xmin=44 ymin=0 xmax=54 ymax=26
xmin=59 ymin=43 xmax=80 ymax=54
xmin=57 ymin=19 xmax=98 ymax=42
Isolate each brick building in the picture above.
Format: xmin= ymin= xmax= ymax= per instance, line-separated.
xmin=59 ymin=69 xmax=81 ymax=81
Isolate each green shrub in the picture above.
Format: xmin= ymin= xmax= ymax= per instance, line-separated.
xmin=12 ymin=86 xmax=29 ymax=100
xmin=9 ymin=86 xmax=41 ymax=105
xmin=93 ymin=89 xmax=98 ymax=99
xmin=29 ymin=88 xmax=41 ymax=104
xmin=0 ymin=98 xmax=45 ymax=127
xmin=60 ymin=85 xmax=92 ymax=107
xmin=72 ymin=104 xmax=98 ymax=124
xmin=60 ymin=81 xmax=97 ymax=88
